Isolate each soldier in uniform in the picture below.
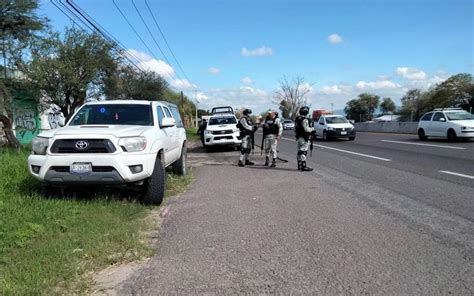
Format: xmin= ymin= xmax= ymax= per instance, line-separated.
xmin=238 ymin=109 xmax=257 ymax=167
xmin=197 ymin=118 xmax=207 ymax=146
xmin=262 ymin=110 xmax=283 ymax=167
xmin=294 ymin=106 xmax=314 ymax=171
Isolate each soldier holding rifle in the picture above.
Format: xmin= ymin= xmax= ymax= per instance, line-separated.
xmin=237 ymin=109 xmax=258 ymax=167
xmin=294 ymin=106 xmax=315 ymax=171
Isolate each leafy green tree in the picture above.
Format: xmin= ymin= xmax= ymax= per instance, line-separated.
xmin=400 ymin=89 xmax=424 ymax=121
xmin=0 ymin=0 xmax=47 ymax=148
xmin=358 ymin=93 xmax=380 ymax=120
xmin=344 ymin=98 xmax=369 ymax=122
xmin=106 ymin=65 xmax=168 ymax=101
xmin=23 ymin=27 xmax=116 ymax=121
xmin=429 ymin=73 xmax=474 ymax=111
xmin=380 ymin=97 xmax=396 ymax=114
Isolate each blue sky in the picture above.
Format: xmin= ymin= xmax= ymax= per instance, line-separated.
xmin=39 ymin=0 xmax=473 ymax=113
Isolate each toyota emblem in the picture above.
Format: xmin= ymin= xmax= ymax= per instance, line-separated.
xmin=75 ymin=140 xmax=89 ymax=150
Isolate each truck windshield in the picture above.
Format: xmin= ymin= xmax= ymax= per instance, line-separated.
xmin=69 ymin=104 xmax=153 ymax=126
xmin=208 ymin=116 xmax=237 ymax=125
xmin=325 ymin=116 xmax=348 ymax=124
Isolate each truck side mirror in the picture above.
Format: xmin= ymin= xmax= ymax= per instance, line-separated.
xmin=161 ymin=117 xmax=176 ymax=127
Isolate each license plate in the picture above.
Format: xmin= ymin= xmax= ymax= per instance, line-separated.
xmin=70 ymin=162 xmax=92 ymax=175
xmin=340 ymin=131 xmax=347 ymax=135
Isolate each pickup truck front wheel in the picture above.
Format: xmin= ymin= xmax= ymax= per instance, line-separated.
xmin=142 ymin=158 xmax=165 ymax=205
xmin=172 ymin=143 xmax=187 ymax=176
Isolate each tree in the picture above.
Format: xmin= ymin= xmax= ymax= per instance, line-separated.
xmin=0 ymin=0 xmax=47 ymax=148
xmin=344 ymin=93 xmax=379 ymax=122
xmin=344 ymin=98 xmax=369 ymax=122
xmin=380 ymin=97 xmax=396 ymax=114
xmin=106 ymin=65 xmax=168 ymax=101
xmin=430 ymin=73 xmax=474 ymax=111
xmin=400 ymin=89 xmax=424 ymax=121
xmin=23 ymin=27 xmax=116 ymax=121
xmin=275 ymin=76 xmax=312 ymax=120
xmin=358 ymin=93 xmax=380 ymax=120
xmin=278 ymin=99 xmax=291 ymax=119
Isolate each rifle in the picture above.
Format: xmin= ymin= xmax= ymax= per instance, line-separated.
xmin=251 ymin=125 xmax=258 ymax=153
xmin=310 ymin=133 xmax=314 ymax=157
xmin=260 ymin=129 xmax=266 ymax=155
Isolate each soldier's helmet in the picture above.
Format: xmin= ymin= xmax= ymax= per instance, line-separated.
xmin=243 ymin=109 xmax=252 ymax=116
xmin=299 ymin=106 xmax=310 ymax=116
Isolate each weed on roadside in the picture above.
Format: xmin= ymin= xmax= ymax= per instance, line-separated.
xmin=0 ymin=148 xmax=193 ymax=294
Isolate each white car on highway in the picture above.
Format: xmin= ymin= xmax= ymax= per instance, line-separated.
xmin=315 ymin=115 xmax=356 ymax=140
xmin=417 ymin=108 xmax=474 ymax=141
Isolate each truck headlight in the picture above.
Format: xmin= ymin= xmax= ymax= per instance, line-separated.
xmin=32 ymin=137 xmax=49 ymax=155
xmin=328 ymin=127 xmax=334 ymax=131
xmin=119 ymin=137 xmax=147 ymax=152
xmin=204 ymin=130 xmax=212 ymax=135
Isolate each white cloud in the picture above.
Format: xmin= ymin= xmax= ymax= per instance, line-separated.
xmin=355 ymin=80 xmax=401 ymax=90
xmin=208 ymin=67 xmax=220 ymax=75
xmin=396 ymin=67 xmax=427 ymax=81
xmin=171 ymin=79 xmax=197 ymax=90
xmin=328 ymin=33 xmax=343 ymax=44
xmin=241 ymin=46 xmax=273 ymax=57
xmin=320 ymin=85 xmax=344 ymax=95
xmin=126 ymin=49 xmax=175 ymax=77
xmin=241 ymin=77 xmax=253 ymax=85
xmin=196 ymin=92 xmax=208 ymax=102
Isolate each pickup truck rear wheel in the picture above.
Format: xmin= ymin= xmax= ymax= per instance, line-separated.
xmin=142 ymin=158 xmax=165 ymax=205
xmin=172 ymin=143 xmax=187 ymax=176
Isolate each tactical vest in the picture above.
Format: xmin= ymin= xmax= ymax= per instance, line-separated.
xmin=263 ymin=117 xmax=279 ymax=135
xmin=295 ymin=116 xmax=311 ymax=140
xmin=238 ymin=116 xmax=253 ymax=135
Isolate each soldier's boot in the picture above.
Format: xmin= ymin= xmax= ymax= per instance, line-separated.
xmin=264 ymin=157 xmax=269 ymax=166
xmin=238 ymin=160 xmax=245 ymax=167
xmin=270 ymin=158 xmax=276 ymax=167
xmin=301 ymin=161 xmax=313 ymax=172
xmin=245 ymin=160 xmax=255 ymax=165
xmin=297 ymin=161 xmax=302 ymax=170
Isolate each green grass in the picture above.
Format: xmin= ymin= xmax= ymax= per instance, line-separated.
xmin=0 ymin=148 xmax=193 ymax=295
xmin=186 ymin=127 xmax=200 ymax=142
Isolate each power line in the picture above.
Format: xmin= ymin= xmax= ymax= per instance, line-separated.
xmin=143 ymin=0 xmax=197 ymax=91
xmin=65 ymin=0 xmax=148 ymax=72
xmin=54 ymin=0 xmax=146 ymax=72
xmin=111 ymin=0 xmax=176 ymax=83
xmin=130 ymin=0 xmax=173 ymax=72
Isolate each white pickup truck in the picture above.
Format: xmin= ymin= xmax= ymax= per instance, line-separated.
xmin=28 ymin=100 xmax=187 ymax=205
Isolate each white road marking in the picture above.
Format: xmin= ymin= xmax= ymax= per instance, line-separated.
xmin=281 ymin=137 xmax=392 ymax=162
xmin=381 ymin=140 xmax=466 ymax=150
xmin=439 ymin=171 xmax=474 ymax=180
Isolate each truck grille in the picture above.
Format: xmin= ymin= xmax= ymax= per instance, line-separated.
xmin=212 ymin=130 xmax=233 ymax=135
xmin=50 ymin=166 xmax=115 ymax=172
xmin=50 ymin=139 xmax=116 ymax=153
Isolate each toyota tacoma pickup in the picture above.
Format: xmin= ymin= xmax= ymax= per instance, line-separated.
xmin=28 ymin=100 xmax=187 ymax=205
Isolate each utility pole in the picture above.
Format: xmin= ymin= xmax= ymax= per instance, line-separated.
xmin=194 ymin=90 xmax=198 ymax=128
xmin=330 ymin=103 xmax=334 ymax=112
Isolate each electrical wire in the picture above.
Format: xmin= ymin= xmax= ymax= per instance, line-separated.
xmin=143 ymin=0 xmax=198 ymax=92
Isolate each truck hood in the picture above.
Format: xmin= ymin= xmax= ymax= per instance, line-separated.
xmin=38 ymin=125 xmax=152 ymax=138
xmin=205 ymin=124 xmax=238 ymax=131
xmin=326 ymin=123 xmax=354 ymax=129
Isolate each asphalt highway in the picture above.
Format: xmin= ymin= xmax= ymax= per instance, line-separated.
xmin=120 ymin=135 xmax=474 ymax=294
xmin=275 ymin=131 xmax=474 ymax=221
